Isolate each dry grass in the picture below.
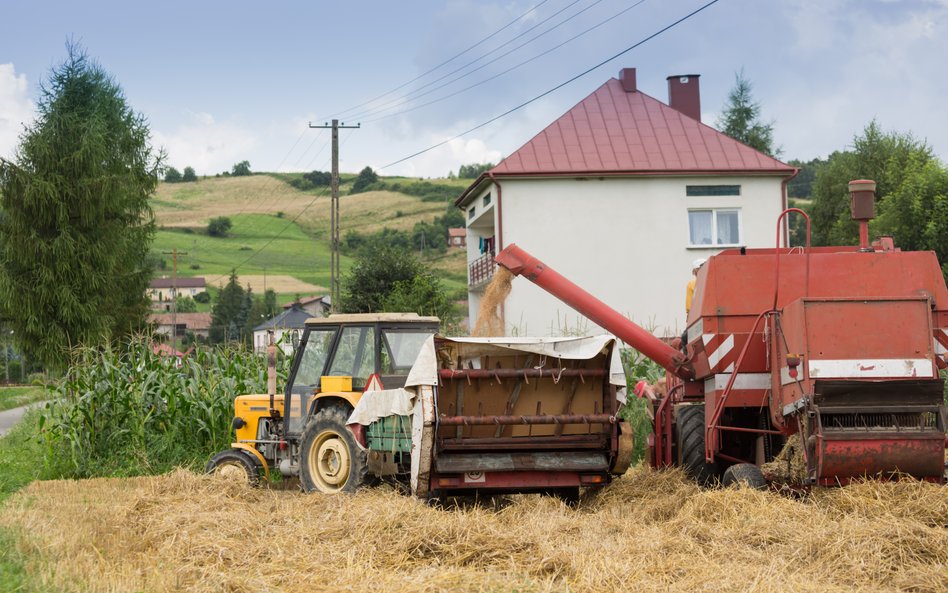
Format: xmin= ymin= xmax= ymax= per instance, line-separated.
xmin=208 ymin=274 xmax=326 ymax=294
xmin=154 ymin=178 xmax=446 ymax=235
xmin=2 ymin=467 xmax=945 ymax=592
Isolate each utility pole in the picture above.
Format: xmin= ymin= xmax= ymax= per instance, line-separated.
xmin=162 ymin=249 xmax=188 ymax=355
xmin=308 ymin=119 xmax=360 ymax=311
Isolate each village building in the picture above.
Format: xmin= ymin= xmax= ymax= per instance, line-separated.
xmin=148 ymin=312 xmax=213 ymax=341
xmin=148 ymin=277 xmax=207 ymax=311
xmin=456 ymin=68 xmax=797 ymax=338
xmin=253 ymin=305 xmax=311 ymax=355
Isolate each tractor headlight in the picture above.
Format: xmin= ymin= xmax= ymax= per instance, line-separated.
xmin=232 ymin=417 xmax=247 ymax=430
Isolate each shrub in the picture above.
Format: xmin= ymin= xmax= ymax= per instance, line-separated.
xmin=207 ymin=216 xmax=233 ymax=237
xmin=182 ymin=166 xmax=197 ymax=182
xmin=189 ymin=263 xmax=200 ymax=270
xmin=194 ymin=292 xmax=211 ymax=304
xmin=164 ymin=167 xmax=182 ymax=183
xmin=231 ymin=161 xmax=252 ymax=176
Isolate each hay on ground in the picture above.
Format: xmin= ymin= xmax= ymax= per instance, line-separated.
xmin=1 ymin=466 xmax=945 ymax=593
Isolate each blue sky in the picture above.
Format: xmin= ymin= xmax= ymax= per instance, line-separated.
xmin=1 ymin=0 xmax=946 ymax=178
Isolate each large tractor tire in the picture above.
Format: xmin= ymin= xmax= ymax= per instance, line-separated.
xmin=677 ymin=405 xmax=718 ymax=486
xmin=300 ymin=407 xmax=368 ymax=494
xmin=206 ymin=449 xmax=261 ymax=486
xmin=722 ymin=463 xmax=767 ymax=490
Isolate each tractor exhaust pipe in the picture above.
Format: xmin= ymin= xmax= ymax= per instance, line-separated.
xmin=494 ymin=244 xmax=694 ymax=380
xmin=267 ymin=330 xmax=280 ymax=418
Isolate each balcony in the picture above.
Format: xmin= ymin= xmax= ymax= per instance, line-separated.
xmin=468 ymin=252 xmax=496 ymax=290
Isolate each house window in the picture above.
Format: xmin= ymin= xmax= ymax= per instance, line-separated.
xmin=482 ymin=193 xmax=491 ymax=207
xmin=686 ymin=185 xmax=741 ymax=196
xmin=468 ymin=206 xmax=476 ymax=219
xmin=689 ymin=209 xmax=741 ymax=246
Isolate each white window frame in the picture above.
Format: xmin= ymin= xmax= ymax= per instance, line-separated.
xmin=687 ymin=208 xmax=742 ymax=248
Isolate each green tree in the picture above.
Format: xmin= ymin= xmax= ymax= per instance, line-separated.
xmin=175 ymin=295 xmax=198 ymax=313
xmin=809 ymin=121 xmax=935 ymax=247
xmin=209 ymin=271 xmax=247 ymax=343
xmin=382 ymin=272 xmax=458 ymax=329
xmin=207 ymin=216 xmax=233 ymax=237
xmin=339 ymin=247 xmax=424 ymax=313
xmin=182 ymin=166 xmax=197 ymax=182
xmin=716 ymin=70 xmax=778 ymax=157
xmin=231 ymin=160 xmax=251 ymax=176
xmin=457 ymin=162 xmax=495 ymax=178
xmin=0 ymin=44 xmax=161 ymax=367
xmin=350 ymin=166 xmax=379 ymax=194
xmin=164 ymin=166 xmax=182 ymax=183
xmin=263 ymin=289 xmax=279 ymax=317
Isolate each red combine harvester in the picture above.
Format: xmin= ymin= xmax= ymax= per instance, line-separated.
xmin=495 ymin=180 xmax=947 ymax=487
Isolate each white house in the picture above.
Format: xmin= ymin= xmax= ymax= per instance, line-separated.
xmin=252 ymin=305 xmax=312 ymax=355
xmin=148 ymin=277 xmax=207 ymax=310
xmin=456 ymin=68 xmax=797 ymax=338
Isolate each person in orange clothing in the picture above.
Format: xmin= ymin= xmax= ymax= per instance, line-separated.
xmin=685 ymin=258 xmax=706 ymax=315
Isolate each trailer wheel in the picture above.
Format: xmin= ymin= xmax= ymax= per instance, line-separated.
xmin=300 ymin=407 xmax=367 ymax=494
xmin=677 ymin=405 xmax=718 ymax=486
xmin=205 ymin=449 xmax=260 ymax=486
xmin=722 ymin=463 xmax=767 ymax=490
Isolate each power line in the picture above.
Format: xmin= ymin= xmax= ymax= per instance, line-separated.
xmin=345 ymin=0 xmax=593 ymax=122
xmin=364 ymin=0 xmax=648 ymax=124
xmin=380 ymin=0 xmax=723 ymax=170
xmin=324 ymin=0 xmax=553 ymax=120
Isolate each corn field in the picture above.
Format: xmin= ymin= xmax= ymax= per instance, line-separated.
xmin=39 ymin=337 xmax=289 ymax=478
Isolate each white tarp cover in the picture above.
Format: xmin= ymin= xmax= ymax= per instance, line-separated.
xmin=407 ymin=334 xmax=627 ymax=401
xmin=347 ymin=388 xmax=414 ymax=426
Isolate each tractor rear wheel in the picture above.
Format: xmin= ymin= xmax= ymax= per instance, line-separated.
xmin=300 ymin=407 xmax=368 ymax=494
xmin=205 ymin=449 xmax=260 ymax=486
xmin=677 ymin=405 xmax=718 ymax=486
xmin=722 ymin=463 xmax=767 ymax=490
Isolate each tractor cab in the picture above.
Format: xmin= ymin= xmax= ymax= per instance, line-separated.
xmin=283 ymin=313 xmax=440 ymax=437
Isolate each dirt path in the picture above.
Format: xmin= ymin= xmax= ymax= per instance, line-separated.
xmin=0 ymin=403 xmax=39 ymax=437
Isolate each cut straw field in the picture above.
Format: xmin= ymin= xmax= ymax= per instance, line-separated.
xmin=2 ymin=467 xmax=945 ymax=593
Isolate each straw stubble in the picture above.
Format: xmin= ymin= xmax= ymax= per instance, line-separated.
xmin=1 ymin=466 xmax=945 ymax=593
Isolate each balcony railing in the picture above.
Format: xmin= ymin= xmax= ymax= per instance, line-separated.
xmin=468 ymin=252 xmax=496 ymax=289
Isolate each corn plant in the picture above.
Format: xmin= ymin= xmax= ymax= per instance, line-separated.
xmin=618 ymin=348 xmax=665 ymax=464
xmin=40 ymin=336 xmax=290 ymax=478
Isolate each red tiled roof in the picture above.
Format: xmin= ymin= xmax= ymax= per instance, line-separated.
xmin=448 ymin=228 xmax=466 ymax=238
xmin=491 ymin=78 xmax=794 ymax=177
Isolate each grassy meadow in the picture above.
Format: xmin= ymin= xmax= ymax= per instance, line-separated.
xmin=151 ymin=174 xmax=470 ymax=299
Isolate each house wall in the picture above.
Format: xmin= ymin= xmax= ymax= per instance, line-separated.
xmin=253 ymin=328 xmax=301 ymax=355
xmin=466 ymin=175 xmax=785 ymax=338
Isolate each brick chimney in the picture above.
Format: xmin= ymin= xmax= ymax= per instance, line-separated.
xmin=619 ymin=68 xmax=637 ymax=92
xmin=667 ymin=74 xmax=701 ymax=121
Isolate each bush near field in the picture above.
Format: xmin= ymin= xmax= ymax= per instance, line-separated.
xmin=40 ymin=337 xmax=290 ymax=478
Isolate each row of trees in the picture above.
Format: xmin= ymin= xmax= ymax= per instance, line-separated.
xmin=164 ymin=166 xmax=198 ymax=183
xmin=343 ymin=205 xmax=465 ymax=256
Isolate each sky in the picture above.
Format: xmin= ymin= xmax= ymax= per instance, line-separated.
xmin=1 ymin=0 xmax=947 ymax=178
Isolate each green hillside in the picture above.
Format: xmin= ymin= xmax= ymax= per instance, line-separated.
xmin=150 ymin=174 xmax=471 ymax=302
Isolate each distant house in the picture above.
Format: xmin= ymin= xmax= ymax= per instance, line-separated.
xmin=456 ymin=68 xmax=796 ymax=337
xmin=448 ymin=227 xmax=467 ymax=248
xmin=149 ymin=312 xmax=213 ymax=340
xmin=282 ymin=295 xmax=331 ymax=318
xmin=253 ymin=305 xmax=312 ymax=354
xmin=148 ymin=277 xmax=207 ymax=310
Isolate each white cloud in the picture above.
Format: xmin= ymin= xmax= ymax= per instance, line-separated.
xmin=380 ymin=136 xmax=502 ymax=178
xmin=151 ymin=111 xmax=257 ymax=175
xmin=0 ymin=64 xmax=35 ymax=160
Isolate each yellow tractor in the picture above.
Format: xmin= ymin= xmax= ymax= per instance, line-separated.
xmin=206 ymin=313 xmax=440 ymax=493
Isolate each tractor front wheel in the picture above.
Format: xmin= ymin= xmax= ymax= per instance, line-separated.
xmin=205 ymin=449 xmax=261 ymax=486
xmin=300 ymin=407 xmax=368 ymax=494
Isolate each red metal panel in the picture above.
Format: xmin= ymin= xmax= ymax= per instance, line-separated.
xmin=817 ymin=434 xmax=945 ymax=482
xmin=431 ymin=470 xmax=595 ymax=490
